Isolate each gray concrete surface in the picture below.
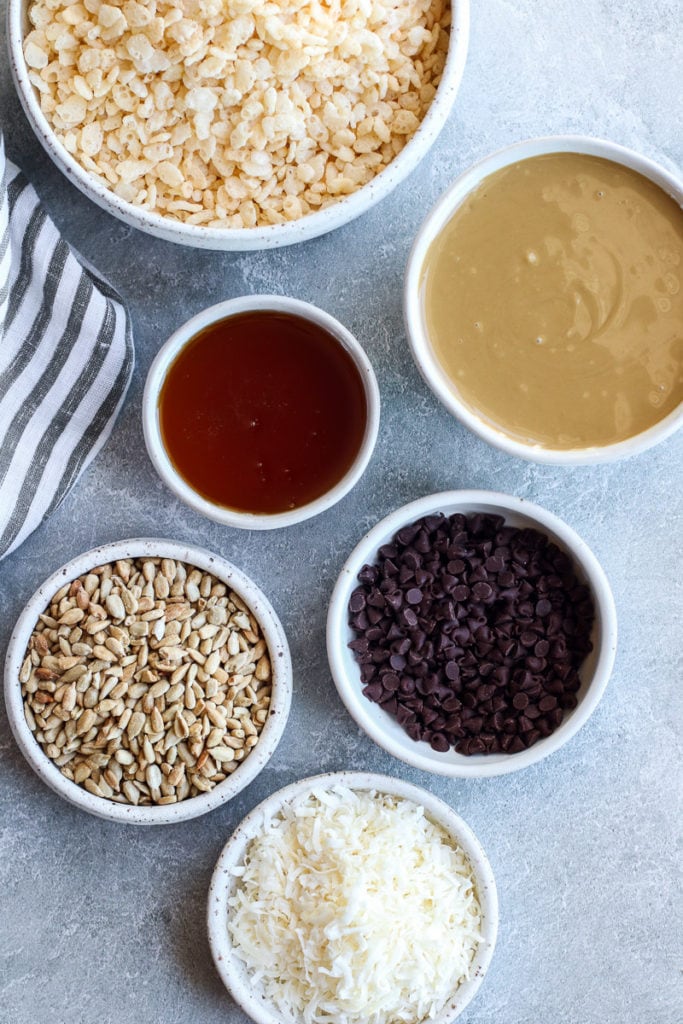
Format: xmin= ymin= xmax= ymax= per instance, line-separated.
xmin=1 ymin=2 xmax=681 ymax=1022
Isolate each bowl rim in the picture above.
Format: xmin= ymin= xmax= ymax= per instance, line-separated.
xmin=4 ymin=537 xmax=293 ymax=824
xmin=7 ymin=0 xmax=470 ymax=251
xmin=141 ymin=294 xmax=381 ymax=530
xmin=207 ymin=770 xmax=498 ymax=1024
xmin=403 ymin=133 xmax=683 ymax=465
xmin=326 ymin=490 xmax=618 ymax=778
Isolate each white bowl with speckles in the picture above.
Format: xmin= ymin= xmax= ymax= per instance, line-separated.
xmin=404 ymin=135 xmax=683 ymax=463
xmin=327 ymin=491 xmax=618 ymax=778
xmin=4 ymin=538 xmax=292 ymax=824
xmin=207 ymin=771 xmax=498 ymax=1024
xmin=8 ymin=0 xmax=470 ymax=250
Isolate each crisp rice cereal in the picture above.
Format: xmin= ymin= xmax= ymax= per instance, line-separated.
xmin=24 ymin=0 xmax=451 ymax=228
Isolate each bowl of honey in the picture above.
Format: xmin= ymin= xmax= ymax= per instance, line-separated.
xmin=143 ymin=295 xmax=381 ymax=529
xmin=404 ymin=136 xmax=683 ymax=464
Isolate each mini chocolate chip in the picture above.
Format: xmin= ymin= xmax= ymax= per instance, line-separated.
xmin=512 ymin=692 xmax=529 ymax=710
xmin=445 ymin=661 xmax=460 ymax=681
xmin=414 ymin=531 xmax=431 ymax=554
xmin=485 ymin=555 xmax=505 ymax=573
xmin=396 ymin=706 xmax=416 ymax=727
xmin=468 ymin=737 xmax=487 ymax=754
xmin=401 ymin=607 xmax=418 ymax=627
xmin=351 ymin=611 xmax=369 ymax=631
xmin=472 ymin=581 xmax=493 ymax=601
xmin=430 ymin=733 xmax=450 ymax=752
xmin=362 ymin=683 xmax=383 ymax=702
xmin=380 ymin=696 xmax=398 ymax=716
xmin=360 ymin=664 xmax=377 ymax=683
xmin=397 ymin=524 xmax=421 ymax=546
xmin=477 ymin=683 xmax=497 ymax=701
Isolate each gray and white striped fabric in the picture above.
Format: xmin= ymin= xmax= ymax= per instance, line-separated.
xmin=0 ymin=136 xmax=133 ymax=560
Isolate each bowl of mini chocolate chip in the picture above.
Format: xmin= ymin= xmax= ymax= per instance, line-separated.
xmin=327 ymin=491 xmax=617 ymax=777
xmin=5 ymin=539 xmax=292 ymax=823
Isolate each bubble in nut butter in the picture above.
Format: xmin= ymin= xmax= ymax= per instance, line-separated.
xmin=421 ymin=153 xmax=683 ymax=449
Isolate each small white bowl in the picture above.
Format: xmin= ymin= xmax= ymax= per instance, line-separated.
xmin=404 ymin=135 xmax=683 ymax=464
xmin=207 ymin=771 xmax=498 ymax=1024
xmin=142 ymin=295 xmax=381 ymax=530
xmin=327 ymin=491 xmax=617 ymax=778
xmin=4 ymin=538 xmax=292 ymax=824
xmin=8 ymin=0 xmax=469 ymax=250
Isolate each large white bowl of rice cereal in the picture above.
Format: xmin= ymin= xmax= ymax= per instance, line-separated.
xmin=8 ymin=0 xmax=469 ymax=250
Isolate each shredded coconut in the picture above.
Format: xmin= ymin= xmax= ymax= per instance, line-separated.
xmin=228 ymin=786 xmax=482 ymax=1024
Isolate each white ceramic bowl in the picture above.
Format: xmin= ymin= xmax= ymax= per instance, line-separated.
xmin=8 ymin=0 xmax=469 ymax=250
xmin=207 ymin=770 xmax=498 ymax=1024
xmin=404 ymin=135 xmax=683 ymax=464
xmin=4 ymin=538 xmax=292 ymax=824
xmin=143 ymin=295 xmax=381 ymax=530
xmin=327 ymin=490 xmax=617 ymax=778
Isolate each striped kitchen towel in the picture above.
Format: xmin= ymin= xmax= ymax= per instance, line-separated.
xmin=0 ymin=135 xmax=134 ymax=560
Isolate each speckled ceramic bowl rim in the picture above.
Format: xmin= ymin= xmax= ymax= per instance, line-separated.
xmin=142 ymin=295 xmax=381 ymax=530
xmin=327 ymin=490 xmax=618 ymax=778
xmin=404 ymin=134 xmax=683 ymax=464
xmin=4 ymin=538 xmax=293 ymax=824
xmin=8 ymin=0 xmax=470 ymax=251
xmin=207 ymin=770 xmax=498 ymax=1024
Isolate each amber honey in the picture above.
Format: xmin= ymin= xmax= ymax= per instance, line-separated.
xmin=158 ymin=310 xmax=368 ymax=515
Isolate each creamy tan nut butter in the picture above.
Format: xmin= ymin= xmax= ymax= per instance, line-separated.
xmin=421 ymin=153 xmax=683 ymax=448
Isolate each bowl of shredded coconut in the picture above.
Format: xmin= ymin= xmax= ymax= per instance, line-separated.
xmin=9 ymin=0 xmax=470 ymax=249
xmin=207 ymin=771 xmax=497 ymax=1024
